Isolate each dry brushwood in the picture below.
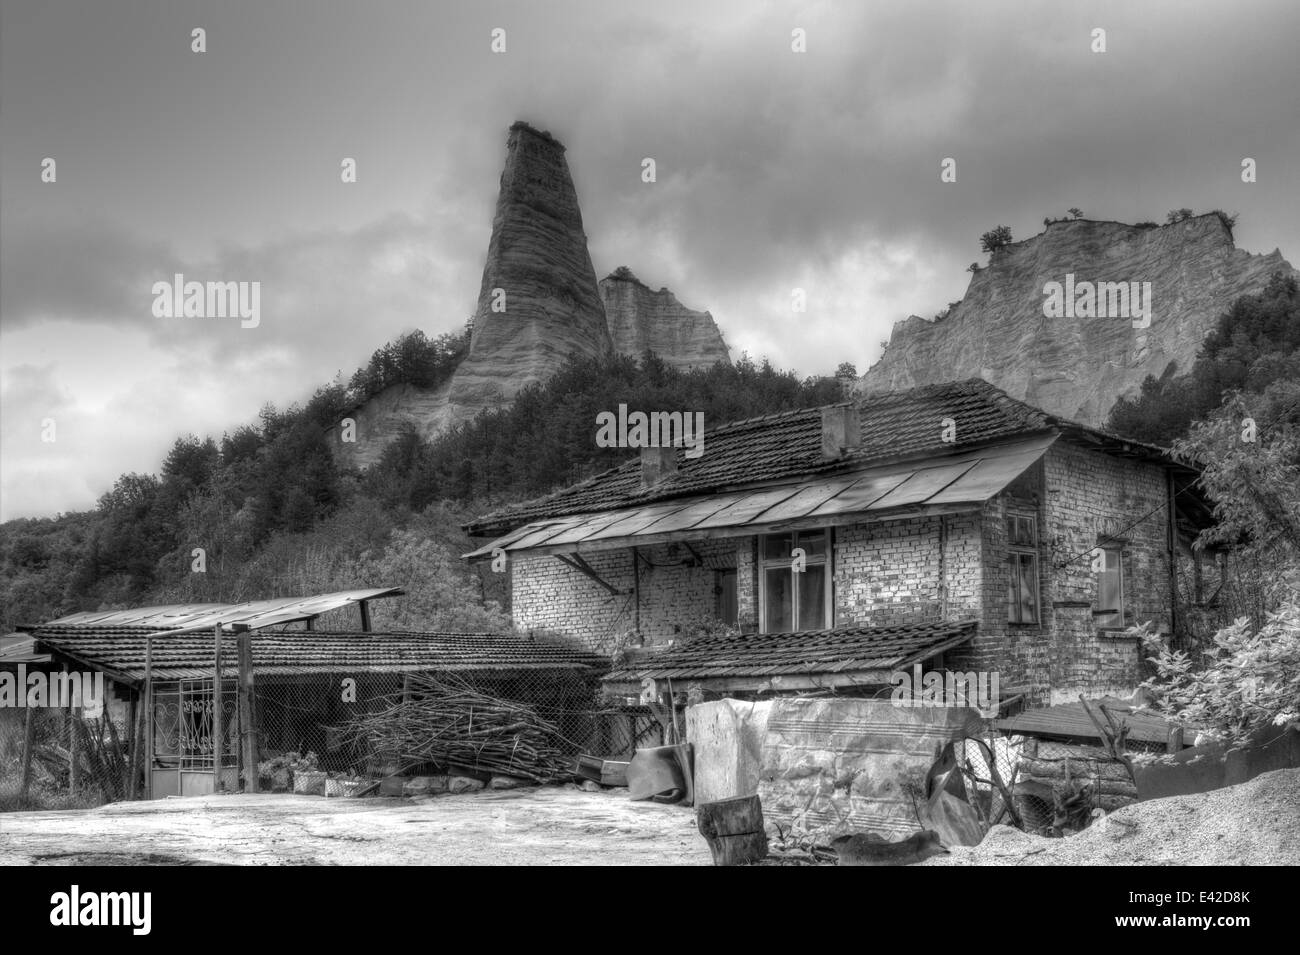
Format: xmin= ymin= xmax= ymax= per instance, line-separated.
xmin=336 ymin=673 xmax=572 ymax=782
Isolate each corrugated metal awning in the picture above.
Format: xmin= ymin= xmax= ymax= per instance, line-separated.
xmin=465 ymin=434 xmax=1057 ymax=560
xmin=995 ymin=697 xmax=1183 ymax=744
xmin=34 ymin=588 xmax=405 ymax=635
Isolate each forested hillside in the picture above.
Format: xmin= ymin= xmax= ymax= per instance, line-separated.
xmin=0 ymin=348 xmax=843 ymax=631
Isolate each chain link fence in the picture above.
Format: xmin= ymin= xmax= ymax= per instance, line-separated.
xmin=0 ymin=703 xmax=145 ymax=811
xmin=248 ymin=667 xmax=664 ymax=792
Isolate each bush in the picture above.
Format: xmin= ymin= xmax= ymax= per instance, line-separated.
xmin=979 ymin=225 xmax=1013 ymax=254
xmin=1139 ymin=597 xmax=1300 ymax=744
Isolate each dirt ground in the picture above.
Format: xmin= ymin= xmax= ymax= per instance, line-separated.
xmin=924 ymin=768 xmax=1300 ymax=866
xmin=0 ymin=787 xmax=713 ymax=866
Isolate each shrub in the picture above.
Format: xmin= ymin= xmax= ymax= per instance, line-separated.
xmin=979 ymin=225 xmax=1013 ymax=253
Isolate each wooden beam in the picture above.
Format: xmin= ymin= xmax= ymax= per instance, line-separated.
xmin=213 ymin=624 xmax=224 ymax=792
xmin=625 ymin=669 xmax=899 ymax=695
xmin=31 ymin=642 xmax=140 ymax=688
xmin=19 ymin=705 xmax=35 ymax=800
xmin=144 ymin=636 xmax=152 ymax=799
xmin=553 ymin=554 xmax=629 ymax=596
xmin=67 ymin=690 xmax=78 ymax=796
xmin=127 ymin=692 xmax=141 ymax=799
xmin=237 ymin=633 xmax=257 ymax=794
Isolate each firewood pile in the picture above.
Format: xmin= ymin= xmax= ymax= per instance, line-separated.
xmin=336 ymin=673 xmax=572 ymax=782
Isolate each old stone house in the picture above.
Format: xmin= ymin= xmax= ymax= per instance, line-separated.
xmin=465 ymin=379 xmax=1211 ymax=707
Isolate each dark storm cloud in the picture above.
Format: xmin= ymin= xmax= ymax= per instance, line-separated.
xmin=2 ymin=0 xmax=1298 ymax=518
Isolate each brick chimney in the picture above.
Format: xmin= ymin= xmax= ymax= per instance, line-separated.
xmin=821 ymin=405 xmax=861 ymax=460
xmin=641 ymin=445 xmax=679 ymax=487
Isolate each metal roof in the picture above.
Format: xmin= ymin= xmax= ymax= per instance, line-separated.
xmin=30 ymin=588 xmax=405 ymax=635
xmin=27 ymin=629 xmax=607 ymax=683
xmin=466 ymin=434 xmax=1057 ymax=560
xmin=604 ymin=619 xmax=978 ymax=683
xmin=995 ymin=697 xmax=1179 ymax=744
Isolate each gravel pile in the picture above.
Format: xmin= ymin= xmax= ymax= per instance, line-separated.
xmin=924 ymin=768 xmax=1300 ymax=866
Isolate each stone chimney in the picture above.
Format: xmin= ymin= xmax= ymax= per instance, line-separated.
xmin=641 ymin=445 xmax=679 ymax=488
xmin=821 ymin=405 xmax=861 ymax=460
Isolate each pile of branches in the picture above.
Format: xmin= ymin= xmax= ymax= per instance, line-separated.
xmin=337 ymin=673 xmax=571 ymax=782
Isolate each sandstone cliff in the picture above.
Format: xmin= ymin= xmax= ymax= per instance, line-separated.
xmin=857 ymin=215 xmax=1298 ymax=426
xmin=333 ymin=123 xmax=725 ymax=469
xmin=599 ymin=266 xmax=730 ymax=369
xmin=445 ymin=122 xmax=613 ymax=414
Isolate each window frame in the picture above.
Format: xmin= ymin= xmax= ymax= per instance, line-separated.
xmin=714 ymin=567 xmax=738 ymax=625
xmin=1006 ymin=512 xmax=1040 ymax=625
xmin=758 ymin=528 xmax=834 ymax=633
xmin=1094 ymin=544 xmax=1126 ymax=629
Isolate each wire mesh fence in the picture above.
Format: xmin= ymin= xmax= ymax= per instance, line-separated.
xmin=0 ymin=703 xmax=145 ymax=811
xmin=3 ymin=625 xmax=1151 ymax=840
xmin=248 ymin=667 xmax=663 ymax=791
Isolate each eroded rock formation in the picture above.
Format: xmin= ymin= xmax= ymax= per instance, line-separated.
xmin=600 ymin=266 xmax=730 ymax=369
xmin=857 ymin=215 xmax=1297 ymax=426
xmin=333 ymin=122 xmax=728 ymax=469
xmin=446 ymin=122 xmax=613 ymax=413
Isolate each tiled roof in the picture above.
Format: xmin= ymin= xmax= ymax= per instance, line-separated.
xmin=464 ymin=433 xmax=1058 ymax=560
xmin=26 ymin=628 xmax=607 ymax=682
xmin=465 ymin=378 xmax=1160 ymax=536
xmin=603 ymin=619 xmax=978 ymax=683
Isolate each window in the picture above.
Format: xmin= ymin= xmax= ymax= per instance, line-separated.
xmin=152 ymin=680 xmax=237 ymax=770
xmin=1006 ymin=514 xmax=1039 ymax=624
xmin=1094 ymin=546 xmax=1125 ymax=628
xmin=714 ymin=568 xmax=738 ymax=625
xmin=759 ymin=529 xmax=832 ymax=632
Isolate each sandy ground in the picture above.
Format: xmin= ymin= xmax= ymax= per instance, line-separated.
xmin=0 ymin=787 xmax=712 ymax=866
xmin=923 ymin=768 xmax=1300 ymax=866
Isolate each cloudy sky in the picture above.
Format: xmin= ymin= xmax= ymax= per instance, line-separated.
xmin=2 ymin=0 xmax=1298 ymax=520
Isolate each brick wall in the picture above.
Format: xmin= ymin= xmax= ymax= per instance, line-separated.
xmin=507 ymin=439 xmax=1177 ymax=703
xmin=950 ymin=442 xmax=1173 ymax=704
xmin=832 ymin=515 xmax=980 ymax=627
xmin=511 ymin=539 xmax=740 ymax=654
xmin=511 ymin=516 xmax=983 ymax=650
xmin=1039 ymin=440 xmax=1172 ymax=704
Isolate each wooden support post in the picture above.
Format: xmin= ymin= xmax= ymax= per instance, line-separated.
xmin=696 ymin=795 xmax=768 ymax=866
xmin=1167 ymin=725 xmax=1184 ymax=753
xmin=19 ymin=704 xmax=35 ymax=800
xmin=126 ymin=694 xmax=139 ymax=799
xmin=213 ymin=624 xmax=224 ymax=792
xmin=67 ymin=687 xmax=79 ymax=796
xmin=237 ymin=632 xmax=257 ymax=793
xmin=144 ymin=636 xmax=153 ymax=799
xmin=359 ymin=600 xmax=372 ymax=633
